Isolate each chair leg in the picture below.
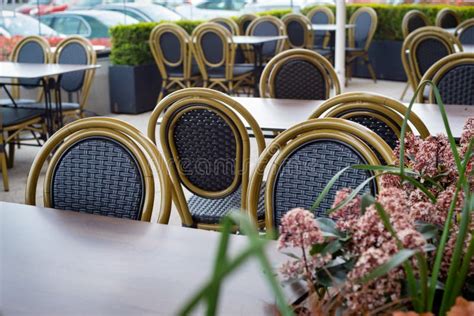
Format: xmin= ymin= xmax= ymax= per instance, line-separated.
xmin=0 ymin=144 xmax=9 ymax=192
xmin=365 ymin=56 xmax=377 ymax=83
xmin=400 ymin=82 xmax=410 ymax=101
xmin=157 ymin=80 xmax=167 ymax=104
xmin=7 ymin=131 xmax=15 ymax=169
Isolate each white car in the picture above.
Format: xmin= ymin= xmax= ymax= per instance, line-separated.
xmin=0 ymin=10 xmax=59 ymax=37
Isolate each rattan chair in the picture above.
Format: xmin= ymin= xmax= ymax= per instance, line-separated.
xmin=346 ymin=7 xmax=378 ymax=84
xmin=150 ymin=23 xmax=201 ymax=103
xmin=281 ymin=13 xmax=313 ymax=49
xmin=147 ymin=88 xmax=266 ymax=230
xmin=0 ymin=107 xmax=44 ymax=191
xmin=259 ymin=49 xmax=341 ymax=100
xmin=402 ymin=10 xmax=430 ymax=39
xmin=192 ymin=23 xmax=253 ymax=94
xmin=306 ymin=6 xmax=334 ymax=49
xmin=246 ymin=16 xmax=287 ymax=62
xmin=210 ymin=17 xmax=240 ymax=35
xmin=0 ymin=36 xmax=50 ymax=107
xmin=25 ymin=117 xmax=172 ymax=223
xmin=310 ymin=92 xmax=430 ymax=150
xmin=238 ymin=13 xmax=258 ymax=36
xmin=455 ymin=18 xmax=474 ymax=45
xmin=247 ymin=118 xmax=394 ymax=231
xmin=436 ymin=8 xmax=460 ymax=29
xmin=402 ymin=26 xmax=462 ymax=94
xmin=419 ymin=53 xmax=474 ymax=105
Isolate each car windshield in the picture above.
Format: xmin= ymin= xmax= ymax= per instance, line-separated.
xmin=97 ymin=13 xmax=140 ymax=26
xmin=140 ymin=5 xmax=181 ymax=21
xmin=0 ymin=13 xmax=57 ymax=36
xmin=73 ymin=0 xmax=103 ymax=7
xmin=28 ymin=0 xmax=50 ymax=4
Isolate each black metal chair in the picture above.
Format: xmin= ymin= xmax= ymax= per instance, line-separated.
xmin=25 ymin=117 xmax=173 ymax=223
xmin=147 ymin=88 xmax=266 ymax=230
xmin=455 ymin=18 xmax=474 ymax=45
xmin=247 ymin=118 xmax=394 ymax=230
xmin=281 ymin=13 xmax=312 ymax=49
xmin=346 ymin=7 xmax=378 ymax=84
xmin=436 ymin=8 xmax=460 ymax=29
xmin=420 ymin=53 xmax=474 ymax=106
xmin=0 ymin=36 xmax=50 ymax=106
xmin=246 ymin=16 xmax=286 ymax=62
xmin=307 ymin=6 xmax=334 ymax=49
xmin=259 ymin=49 xmax=341 ymax=100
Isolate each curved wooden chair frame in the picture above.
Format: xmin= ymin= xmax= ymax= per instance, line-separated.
xmin=402 ymin=10 xmax=430 ymax=39
xmin=246 ymin=16 xmax=287 ymax=59
xmin=238 ymin=13 xmax=258 ymax=36
xmin=281 ymin=13 xmax=313 ymax=49
xmin=147 ymin=88 xmax=265 ymax=229
xmin=150 ymin=23 xmax=199 ymax=103
xmin=402 ymin=26 xmax=462 ymax=92
xmin=419 ymin=52 xmax=474 ymax=104
xmin=259 ymin=49 xmax=341 ymax=99
xmin=310 ymin=92 xmax=430 ymax=139
xmin=25 ymin=117 xmax=173 ymax=223
xmin=210 ymin=17 xmax=240 ymax=35
xmin=53 ymin=36 xmax=96 ymax=119
xmin=306 ymin=6 xmax=334 ymax=48
xmin=436 ymin=8 xmax=460 ymax=29
xmin=246 ymin=118 xmax=394 ymax=231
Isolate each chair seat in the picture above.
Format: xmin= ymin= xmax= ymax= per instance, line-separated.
xmin=314 ymin=48 xmax=333 ymax=57
xmin=0 ymin=98 xmax=37 ymax=106
xmin=2 ymin=102 xmax=79 ymax=111
xmin=188 ymin=184 xmax=265 ymax=224
xmin=167 ymin=64 xmax=201 ymax=77
xmin=0 ymin=107 xmax=43 ymax=128
xmin=345 ymin=47 xmax=366 ymax=54
xmin=207 ymin=65 xmax=255 ymax=79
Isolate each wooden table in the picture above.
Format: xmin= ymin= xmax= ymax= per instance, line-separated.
xmin=233 ymin=97 xmax=474 ymax=138
xmin=1 ymin=202 xmax=302 ymax=315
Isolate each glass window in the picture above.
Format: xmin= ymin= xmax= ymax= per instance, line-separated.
xmin=53 ymin=16 xmax=81 ymax=35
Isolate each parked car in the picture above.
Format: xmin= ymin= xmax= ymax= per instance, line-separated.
xmin=67 ymin=0 xmax=105 ymax=10
xmin=16 ymin=0 xmax=71 ymax=16
xmin=94 ymin=3 xmax=182 ymax=22
xmin=243 ymin=0 xmax=334 ymax=13
xmin=0 ymin=11 xmax=59 ymax=37
xmin=40 ymin=10 xmax=139 ymax=39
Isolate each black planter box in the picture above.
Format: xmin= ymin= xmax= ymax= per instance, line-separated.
xmin=109 ymin=63 xmax=162 ymax=114
xmin=352 ymin=40 xmax=407 ymax=82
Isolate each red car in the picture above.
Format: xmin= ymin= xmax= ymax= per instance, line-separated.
xmin=16 ymin=0 xmax=74 ymax=16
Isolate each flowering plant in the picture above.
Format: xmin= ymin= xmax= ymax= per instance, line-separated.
xmin=277 ymin=83 xmax=474 ymax=315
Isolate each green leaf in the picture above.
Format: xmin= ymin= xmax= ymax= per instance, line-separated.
xmin=358 ymin=249 xmax=417 ymax=284
xmin=415 ymin=223 xmax=439 ymax=241
xmin=360 ymin=193 xmax=375 ymax=215
xmin=328 ymin=176 xmax=376 ymax=214
xmin=311 ymin=166 xmax=352 ymax=211
xmin=315 ymin=218 xmax=346 ymax=240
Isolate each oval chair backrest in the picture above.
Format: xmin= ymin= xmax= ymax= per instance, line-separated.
xmin=282 ymin=14 xmax=311 ymax=49
xmin=246 ymin=118 xmax=393 ymax=231
xmin=210 ymin=17 xmax=239 ymax=35
xmin=456 ymin=19 xmax=474 ymax=45
xmin=436 ymin=9 xmax=460 ymax=29
xmin=192 ymin=23 xmax=230 ymax=69
xmin=54 ymin=37 xmax=95 ymax=93
xmin=260 ymin=49 xmax=341 ymax=100
xmin=402 ymin=10 xmax=429 ymax=38
xmin=247 ymin=17 xmax=285 ymax=57
xmin=349 ymin=7 xmax=377 ymax=50
xmin=239 ymin=14 xmax=257 ymax=35
xmin=421 ymin=53 xmax=474 ymax=106
xmin=10 ymin=36 xmax=50 ymax=90
xmin=26 ymin=117 xmax=173 ymax=223
xmin=307 ymin=7 xmax=334 ymax=47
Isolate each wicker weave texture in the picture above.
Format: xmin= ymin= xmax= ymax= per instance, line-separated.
xmin=172 ymin=108 xmax=240 ymax=192
xmin=415 ymin=39 xmax=450 ymax=76
xmin=274 ymin=60 xmax=326 ymax=100
xmin=407 ymin=16 xmax=427 ymax=35
xmin=272 ymin=140 xmax=374 ymax=227
xmin=188 ymin=184 xmax=265 ymax=224
xmin=51 ymin=137 xmax=144 ymax=220
xmin=437 ymin=64 xmax=474 ymax=106
xmin=348 ymin=115 xmax=399 ymax=149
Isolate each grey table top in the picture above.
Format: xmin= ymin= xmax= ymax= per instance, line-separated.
xmin=233 ymin=35 xmax=288 ymax=45
xmin=0 ymin=62 xmax=100 ymax=79
xmin=463 ymin=44 xmax=474 ymax=53
xmin=1 ymin=201 xmax=303 ymax=315
xmin=233 ymin=96 xmax=474 ymax=138
xmin=311 ymin=24 xmax=355 ymax=31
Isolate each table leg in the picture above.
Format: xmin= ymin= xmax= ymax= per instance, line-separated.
xmin=41 ymin=78 xmax=54 ymax=138
xmin=54 ymin=76 xmax=64 ymax=129
xmin=252 ymin=43 xmax=264 ymax=97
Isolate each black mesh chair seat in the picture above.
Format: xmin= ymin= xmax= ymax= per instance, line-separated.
xmin=0 ymin=98 xmax=36 ymax=106
xmin=167 ymin=64 xmax=201 ymax=77
xmin=188 ymin=184 xmax=265 ymax=224
xmin=273 ymin=139 xmax=375 ymax=226
xmin=0 ymin=107 xmax=43 ymax=128
xmin=51 ymin=137 xmax=145 ymax=220
xmin=347 ymin=115 xmax=399 ymax=149
xmin=207 ymin=65 xmax=254 ymax=78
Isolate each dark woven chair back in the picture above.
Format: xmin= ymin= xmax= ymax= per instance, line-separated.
xmin=242 ymin=19 xmax=253 ymax=34
xmin=415 ymin=38 xmax=451 ymax=76
xmin=16 ymin=40 xmax=47 ymax=88
xmin=403 ymin=10 xmax=429 ymax=38
xmin=408 ymin=15 xmax=428 ymax=34
xmin=286 ymin=20 xmax=306 ymax=47
xmin=457 ymin=21 xmax=474 ymax=45
xmin=57 ymin=41 xmax=88 ymax=93
xmin=165 ymin=106 xmax=242 ymax=195
xmin=160 ymin=31 xmax=183 ymax=65
xmin=274 ymin=60 xmax=327 ymax=100
xmin=437 ymin=64 xmax=474 ymax=106
xmin=437 ymin=9 xmax=459 ymax=29
xmin=307 ymin=7 xmax=334 ymax=47
xmin=273 ymin=139 xmax=375 ymax=225
xmin=50 ymin=136 xmax=145 ymax=220
xmin=253 ymin=21 xmax=279 ymax=56
xmin=353 ymin=11 xmax=372 ymax=49
xmin=193 ymin=24 xmax=230 ymax=69
xmin=238 ymin=14 xmax=257 ymax=35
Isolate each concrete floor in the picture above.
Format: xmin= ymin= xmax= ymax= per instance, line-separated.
xmin=0 ymin=78 xmax=412 ymax=225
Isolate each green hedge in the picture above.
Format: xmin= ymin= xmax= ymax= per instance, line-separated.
xmin=301 ymin=4 xmax=474 ymax=41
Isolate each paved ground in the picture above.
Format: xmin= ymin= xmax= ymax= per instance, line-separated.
xmin=0 ymin=78 xmax=412 ymax=225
